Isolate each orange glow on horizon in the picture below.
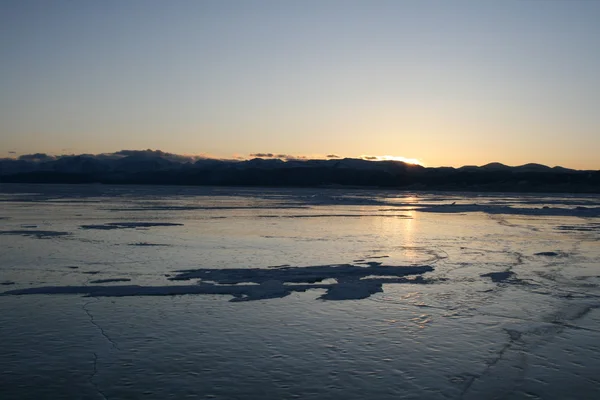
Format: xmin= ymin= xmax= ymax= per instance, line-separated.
xmin=360 ymin=155 xmax=423 ymax=165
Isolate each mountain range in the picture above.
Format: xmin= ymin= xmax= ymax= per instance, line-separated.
xmin=1 ymin=150 xmax=599 ymax=193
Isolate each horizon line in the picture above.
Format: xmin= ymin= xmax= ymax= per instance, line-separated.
xmin=2 ymin=149 xmax=598 ymax=171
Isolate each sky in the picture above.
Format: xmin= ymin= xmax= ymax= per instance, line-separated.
xmin=1 ymin=0 xmax=599 ymax=169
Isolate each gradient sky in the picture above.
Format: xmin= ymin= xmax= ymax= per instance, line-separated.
xmin=1 ymin=0 xmax=599 ymax=168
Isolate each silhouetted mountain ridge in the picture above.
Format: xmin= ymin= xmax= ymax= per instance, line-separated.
xmin=1 ymin=151 xmax=598 ymax=193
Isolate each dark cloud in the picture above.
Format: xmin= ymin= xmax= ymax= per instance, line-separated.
xmin=284 ymin=155 xmax=307 ymax=160
xmin=250 ymin=153 xmax=275 ymax=158
xmin=364 ymin=156 xmax=378 ymax=160
xmin=8 ymin=151 xmax=16 ymax=154
xmin=249 ymin=153 xmax=309 ymax=161
xmin=7 ymin=150 xmax=334 ymax=166
xmin=115 ymin=149 xmax=180 ymax=157
xmin=18 ymin=153 xmax=56 ymax=162
xmin=9 ymin=149 xmax=216 ymax=165
xmin=113 ymin=149 xmax=200 ymax=163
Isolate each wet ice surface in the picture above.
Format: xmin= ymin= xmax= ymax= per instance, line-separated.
xmin=1 ymin=184 xmax=600 ymax=399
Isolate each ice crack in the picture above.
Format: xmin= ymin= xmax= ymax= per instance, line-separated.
xmin=459 ymin=330 xmax=521 ymax=398
xmin=89 ymin=352 xmax=108 ymax=400
xmin=82 ymin=299 xmax=119 ymax=350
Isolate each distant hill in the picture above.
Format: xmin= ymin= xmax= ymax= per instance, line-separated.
xmin=1 ymin=151 xmax=599 ymax=193
xmin=480 ymin=162 xmax=511 ymax=170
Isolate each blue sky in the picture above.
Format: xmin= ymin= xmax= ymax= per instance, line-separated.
xmin=1 ymin=0 xmax=599 ymax=168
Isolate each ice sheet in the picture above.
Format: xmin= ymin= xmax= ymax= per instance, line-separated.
xmin=1 ymin=184 xmax=599 ymax=399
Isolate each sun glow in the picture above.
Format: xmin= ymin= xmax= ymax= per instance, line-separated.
xmin=360 ymin=155 xmax=423 ymax=165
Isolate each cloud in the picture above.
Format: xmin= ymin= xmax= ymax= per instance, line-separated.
xmin=9 ymin=150 xmax=412 ymax=166
xmin=360 ymin=155 xmax=422 ymax=165
xmin=112 ymin=149 xmax=206 ymax=163
xmin=284 ymin=155 xmax=307 ymax=160
xmin=250 ymin=153 xmax=275 ymax=158
xmin=8 ymin=151 xmax=16 ymax=154
xmin=11 ymin=149 xmax=223 ymax=164
xmin=18 ymin=153 xmax=56 ymax=162
xmin=249 ymin=153 xmax=308 ymax=161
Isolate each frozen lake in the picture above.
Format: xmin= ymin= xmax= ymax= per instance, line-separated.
xmin=1 ymin=184 xmax=599 ymax=399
